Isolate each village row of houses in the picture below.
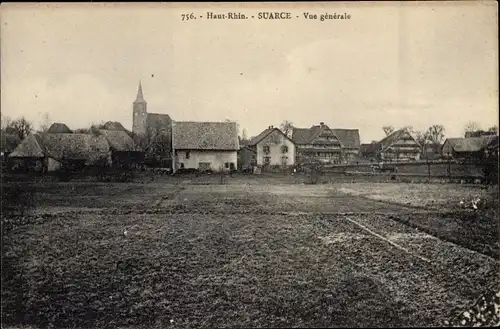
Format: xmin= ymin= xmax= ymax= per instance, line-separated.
xmin=5 ymin=83 xmax=498 ymax=173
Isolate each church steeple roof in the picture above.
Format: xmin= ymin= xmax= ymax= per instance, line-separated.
xmin=135 ymin=81 xmax=145 ymax=102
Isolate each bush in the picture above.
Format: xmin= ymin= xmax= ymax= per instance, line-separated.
xmin=1 ymin=184 xmax=35 ymax=216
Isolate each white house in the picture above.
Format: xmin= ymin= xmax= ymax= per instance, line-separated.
xmin=172 ymin=121 xmax=239 ymax=172
xmin=246 ymin=126 xmax=296 ymax=168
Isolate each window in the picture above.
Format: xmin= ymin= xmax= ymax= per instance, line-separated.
xmin=263 ymin=146 xmax=270 ymax=154
xmin=180 ymin=163 xmax=184 ymax=169
xmin=186 ymin=151 xmax=190 ymax=159
xmin=264 ymin=156 xmax=271 ymax=165
xmin=281 ymin=145 xmax=288 ymax=153
xmin=225 ymin=162 xmax=229 ymax=168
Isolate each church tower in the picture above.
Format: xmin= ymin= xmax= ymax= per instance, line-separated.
xmin=132 ymin=81 xmax=148 ymax=135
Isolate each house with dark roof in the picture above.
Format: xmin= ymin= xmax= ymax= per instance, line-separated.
xmin=441 ymin=135 xmax=498 ymax=160
xmin=291 ymin=122 xmax=343 ymax=164
xmin=245 ymin=126 xmax=296 ymax=170
xmin=377 ymin=128 xmax=421 ymax=161
xmin=331 ymin=129 xmax=361 ymax=162
xmin=9 ymin=133 xmax=110 ymax=172
xmin=172 ymin=121 xmax=239 ymax=172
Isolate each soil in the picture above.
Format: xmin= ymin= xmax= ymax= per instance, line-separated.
xmin=2 ymin=178 xmax=498 ymax=328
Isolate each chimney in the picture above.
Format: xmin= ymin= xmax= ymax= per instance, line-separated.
xmin=320 ymin=122 xmax=324 ymax=126
xmin=269 ymin=125 xmax=273 ymax=129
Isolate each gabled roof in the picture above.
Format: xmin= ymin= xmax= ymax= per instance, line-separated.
xmin=247 ymin=127 xmax=294 ymax=146
xmin=47 ymin=123 xmax=72 ymax=133
xmin=147 ymin=113 xmax=172 ymax=133
xmin=443 ymin=135 xmax=498 ymax=153
xmin=98 ymin=129 xmax=135 ymax=151
xmin=9 ymin=134 xmax=45 ymax=158
xmin=172 ymin=121 xmax=239 ymax=150
xmin=379 ymin=128 xmax=420 ymax=151
xmin=291 ymin=128 xmax=313 ymax=144
xmin=10 ymin=133 xmax=110 ymax=165
xmin=102 ymin=121 xmax=127 ymax=131
xmin=331 ymin=129 xmax=360 ymax=149
xmin=37 ymin=133 xmax=110 ymax=163
xmin=291 ymin=124 xmax=342 ymax=146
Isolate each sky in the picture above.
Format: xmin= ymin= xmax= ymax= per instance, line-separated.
xmin=1 ymin=2 xmax=498 ymax=143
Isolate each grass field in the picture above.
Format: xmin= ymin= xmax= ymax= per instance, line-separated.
xmin=2 ymin=174 xmax=499 ymax=328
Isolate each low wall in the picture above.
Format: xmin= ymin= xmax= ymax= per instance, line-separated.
xmin=322 ymin=160 xmax=485 ymax=177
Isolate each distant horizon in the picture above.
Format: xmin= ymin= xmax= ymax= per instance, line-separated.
xmin=1 ymin=2 xmax=498 ymax=144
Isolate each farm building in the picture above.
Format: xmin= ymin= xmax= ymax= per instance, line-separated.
xmin=172 ymin=121 xmax=239 ymax=173
xmin=97 ymin=129 xmax=144 ymax=168
xmin=441 ymin=135 xmax=498 ymax=160
xmin=292 ymin=122 xmax=344 ymax=164
xmin=47 ymin=123 xmax=72 ymax=134
xmin=331 ymin=129 xmax=361 ymax=162
xmin=237 ymin=146 xmax=257 ymax=171
xmin=9 ymin=133 xmax=110 ymax=172
xmin=377 ymin=128 xmax=421 ymax=161
xmin=246 ymin=126 xmax=296 ymax=170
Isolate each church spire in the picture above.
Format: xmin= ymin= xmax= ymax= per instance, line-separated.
xmin=135 ymin=81 xmax=145 ymax=102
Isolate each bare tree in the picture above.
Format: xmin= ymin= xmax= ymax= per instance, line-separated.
xmin=1 ymin=115 xmax=12 ymax=130
xmin=241 ymin=128 xmax=248 ymax=141
xmin=5 ymin=117 xmax=33 ymax=140
xmin=464 ymin=121 xmax=482 ymax=136
xmin=74 ymin=128 xmax=92 ymax=134
xmin=382 ymin=125 xmax=395 ymax=136
xmin=487 ymin=125 xmax=498 ymax=133
xmin=37 ymin=113 xmax=51 ymax=133
xmin=402 ymin=126 xmax=417 ymax=134
xmin=240 ymin=128 xmax=250 ymax=146
xmin=280 ymin=120 xmax=294 ymax=138
xmin=426 ymin=125 xmax=445 ymax=151
xmin=415 ymin=131 xmax=429 ymax=149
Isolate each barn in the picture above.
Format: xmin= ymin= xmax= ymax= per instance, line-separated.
xmin=172 ymin=121 xmax=239 ymax=173
xmin=9 ymin=133 xmax=110 ymax=172
xmin=97 ymin=129 xmax=144 ymax=168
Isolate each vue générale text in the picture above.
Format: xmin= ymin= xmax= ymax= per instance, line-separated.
xmin=204 ymin=12 xmax=352 ymax=20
